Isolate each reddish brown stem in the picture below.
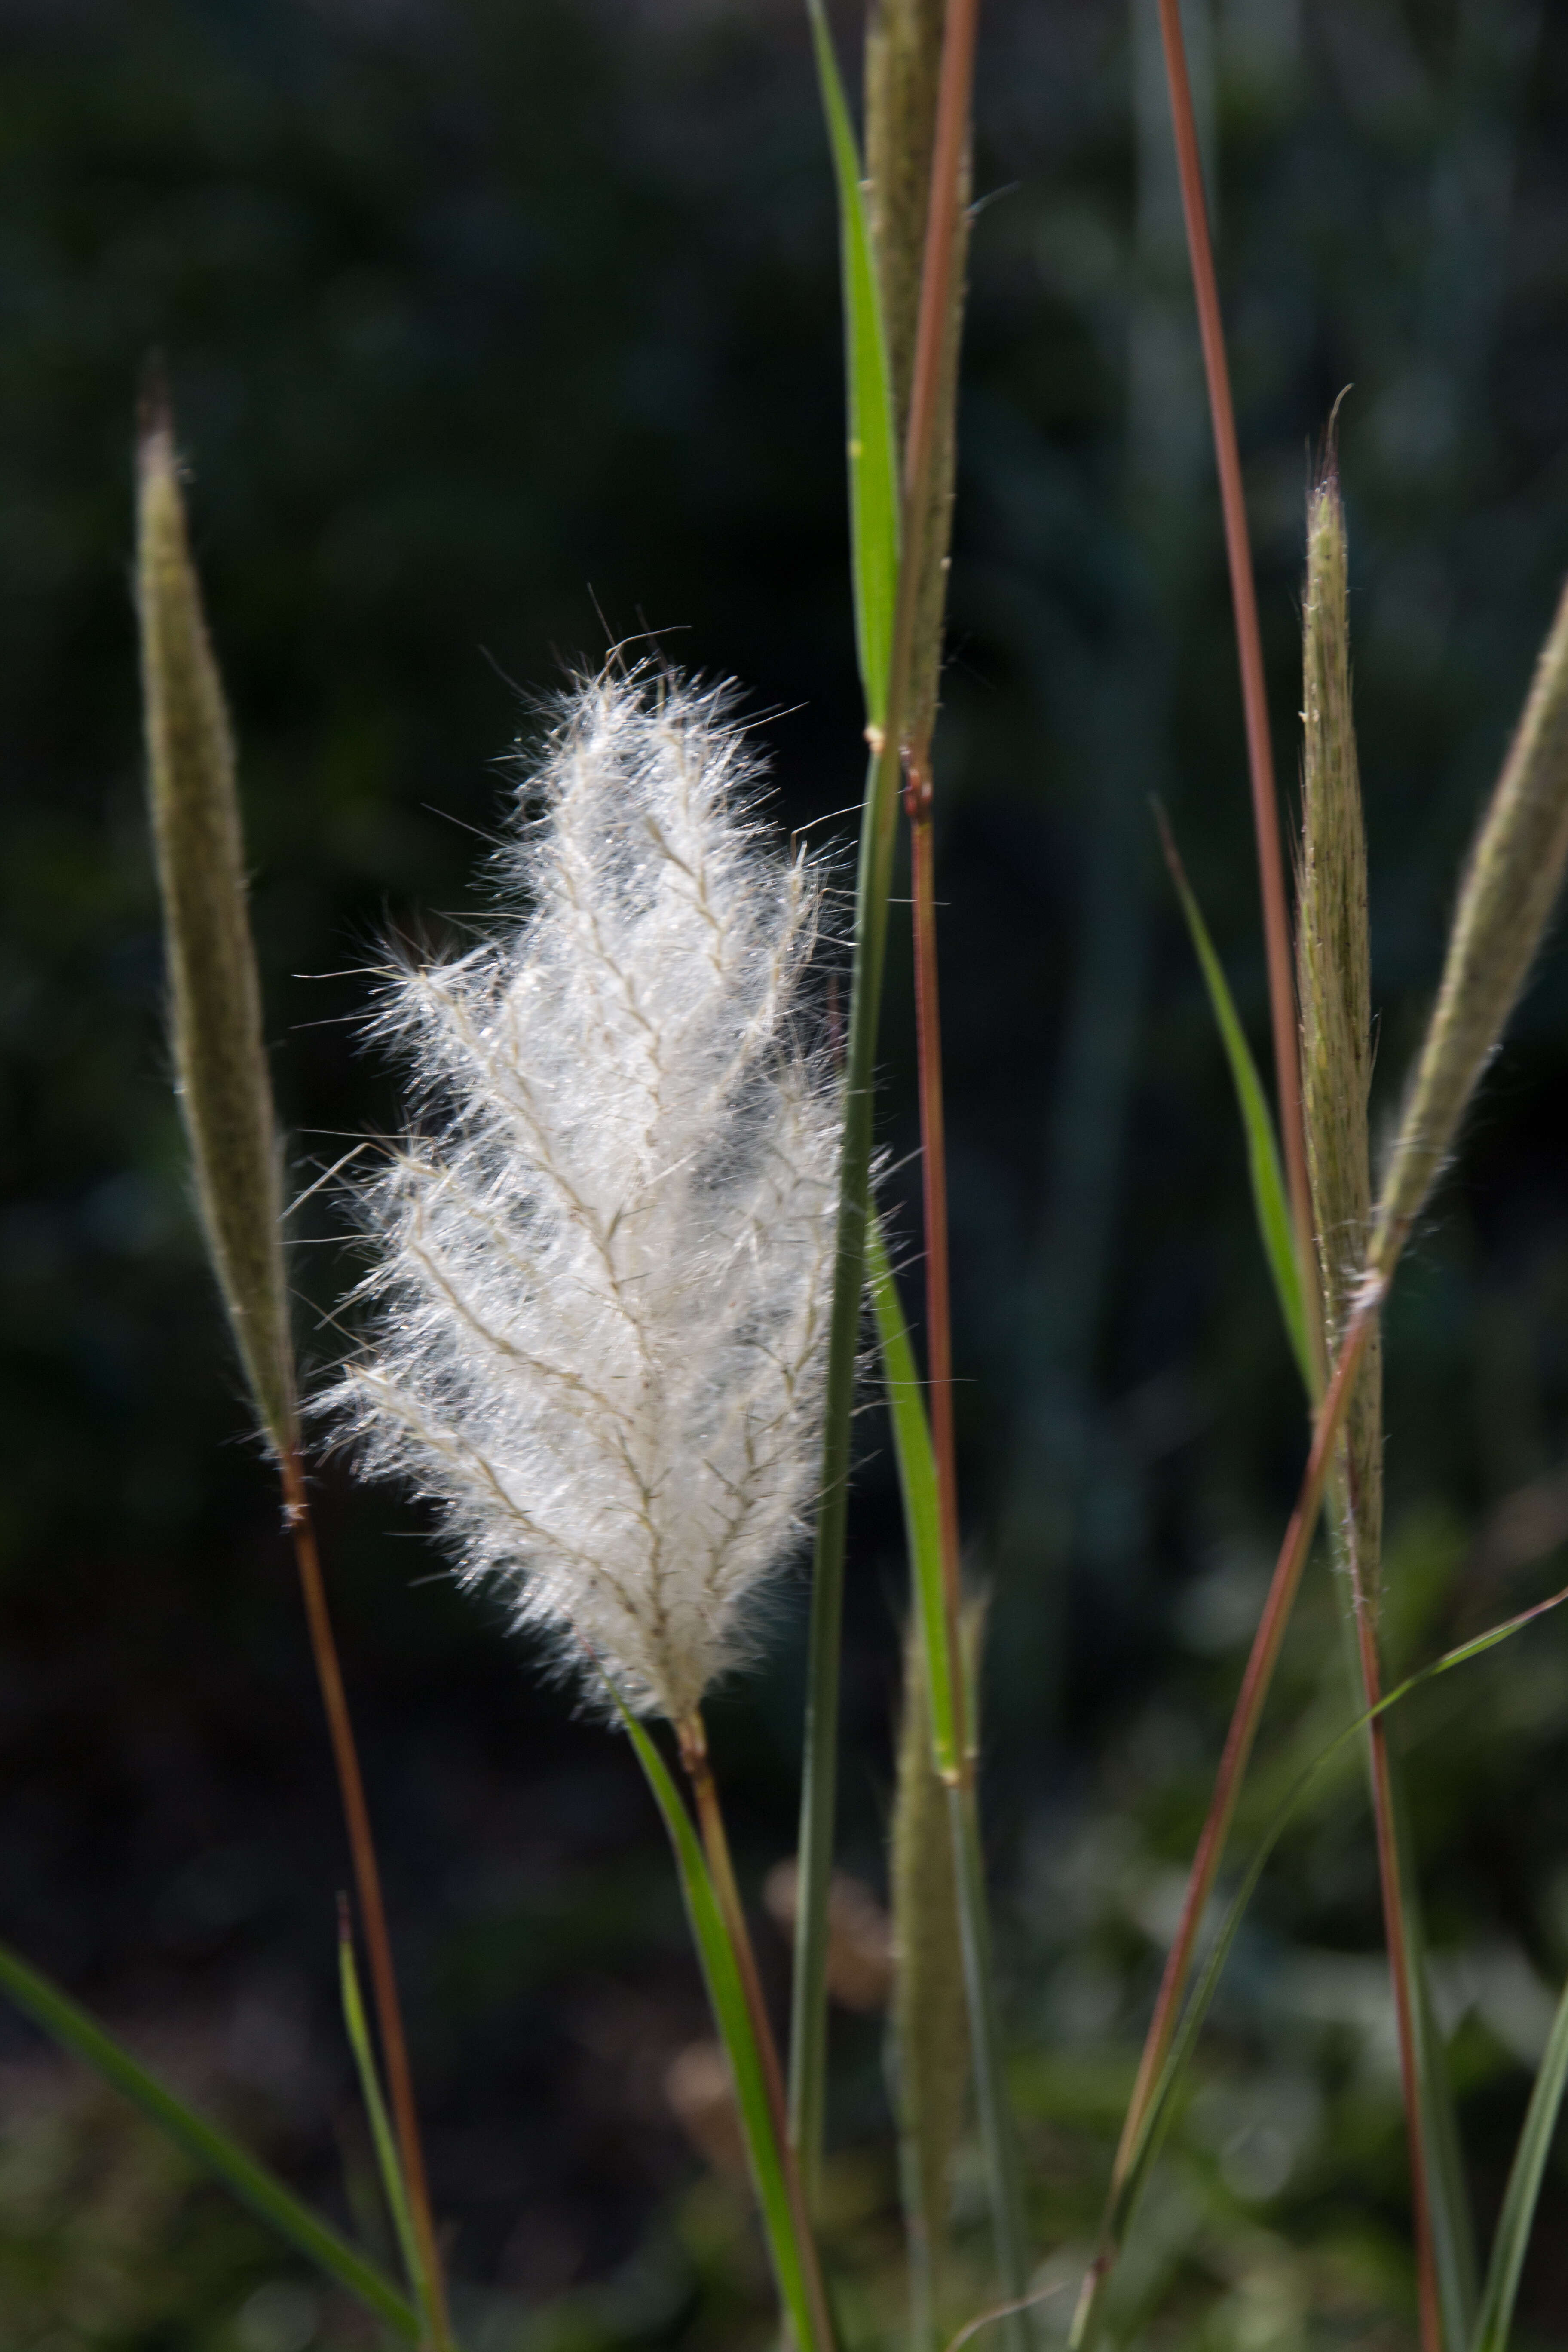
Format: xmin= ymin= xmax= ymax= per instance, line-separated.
xmin=899 ymin=0 xmax=979 ymax=570
xmin=1157 ymin=16 xmax=1439 ymax=2301
xmin=678 ymin=1714 xmax=837 ymax=2352
xmin=279 ymin=1449 xmax=450 ymax=2348
xmin=891 ymin=18 xmax=1032 ymax=2332
xmin=1154 ymin=0 xmax=1315 ymax=1314
xmin=895 ymin=0 xmax=980 ymax=1759
xmin=905 ymin=760 xmax=970 ymax=1776
xmin=1109 ymin=1285 xmax=1384 ymax=2194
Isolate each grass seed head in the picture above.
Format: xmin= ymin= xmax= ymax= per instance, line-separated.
xmin=136 ymin=392 xmax=297 ymax=1458
xmin=1298 ymin=451 xmax=1381 ymax=1596
xmin=1372 ymin=573 xmax=1568 ymax=1277
xmin=332 ymin=670 xmax=842 ymax=1725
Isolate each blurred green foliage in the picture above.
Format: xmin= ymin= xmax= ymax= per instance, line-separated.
xmin=6 ymin=0 xmax=1568 ymax=2342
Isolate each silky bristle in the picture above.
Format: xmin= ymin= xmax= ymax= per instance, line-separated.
xmin=330 ymin=669 xmax=841 ymax=1724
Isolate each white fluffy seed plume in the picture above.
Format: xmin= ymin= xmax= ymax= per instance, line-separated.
xmin=333 ymin=671 xmax=841 ymax=1724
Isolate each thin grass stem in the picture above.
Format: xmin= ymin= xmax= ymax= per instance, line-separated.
xmin=876 ymin=0 xmax=1031 ymax=2316
xmin=1153 ymin=0 xmax=1316 ymax=1332
xmin=1354 ymin=1620 xmax=1442 ymax=2352
xmin=906 ymin=773 xmax=966 ymax=1747
xmin=909 ymin=767 xmax=1030 ymax=2336
xmin=680 ymin=1714 xmax=837 ymax=2352
xmin=790 ymin=0 xmax=983 ymax=2196
xmin=1069 ymin=1282 xmax=1384 ymax=2349
xmin=279 ymin=1450 xmax=452 ymax=2351
xmin=1152 ymin=27 xmax=1451 ymax=2339
xmin=790 ymin=756 xmax=901 ymax=2192
xmin=1069 ymin=1569 xmax=1568 ymax=2352
xmin=946 ymin=1776 xmax=1031 ymax=2350
xmin=338 ymin=1896 xmax=431 ymax=2319
xmin=1323 ymin=1432 xmax=1449 ymax=2346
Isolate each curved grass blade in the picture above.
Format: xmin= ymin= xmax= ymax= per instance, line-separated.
xmin=1076 ymin=1577 xmax=1568 ymax=2350
xmin=869 ymin=1213 xmax=959 ymax=1780
xmin=614 ymin=1698 xmax=830 ymax=2352
xmin=805 ymin=0 xmax=900 ymax=728
xmin=0 ymin=1932 xmax=419 ymax=2340
xmin=338 ymin=1903 xmax=433 ymax=2333
xmin=1155 ymin=806 xmax=1311 ymax=1391
xmin=1470 ymin=1966 xmax=1568 ymax=2352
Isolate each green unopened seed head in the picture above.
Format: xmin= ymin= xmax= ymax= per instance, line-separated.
xmin=1371 ymin=573 xmax=1568 ymax=1280
xmin=1298 ymin=454 xmax=1381 ymax=1595
xmin=137 ymin=392 xmax=297 ymax=1456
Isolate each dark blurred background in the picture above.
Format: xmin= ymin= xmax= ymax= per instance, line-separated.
xmin=6 ymin=0 xmax=1568 ymax=2343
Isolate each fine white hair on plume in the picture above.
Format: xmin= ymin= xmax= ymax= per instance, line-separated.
xmin=331 ymin=667 xmax=842 ymax=1724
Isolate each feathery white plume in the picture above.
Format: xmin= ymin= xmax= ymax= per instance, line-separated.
xmin=333 ymin=669 xmax=841 ymax=1724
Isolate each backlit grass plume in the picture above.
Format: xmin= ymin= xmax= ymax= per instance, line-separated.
xmin=335 ymin=671 xmax=841 ymax=1727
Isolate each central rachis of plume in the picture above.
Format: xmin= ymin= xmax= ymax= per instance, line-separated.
xmin=335 ymin=673 xmax=841 ymax=1722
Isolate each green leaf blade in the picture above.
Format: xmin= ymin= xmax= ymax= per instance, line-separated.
xmin=1158 ymin=810 xmax=1312 ymax=1390
xmin=0 ymin=1933 xmax=419 ymax=2340
xmin=1471 ymin=1967 xmax=1568 ymax=2352
xmin=790 ymin=0 xmax=906 ymax=2194
xmin=338 ymin=1912 xmax=433 ymax=2331
xmin=1393 ymin=1788 xmax=1480 ymax=2349
xmin=616 ymin=1704 xmax=827 ymax=2352
xmin=804 ymin=0 xmax=900 ymax=728
xmin=867 ymin=1213 xmax=960 ymax=1780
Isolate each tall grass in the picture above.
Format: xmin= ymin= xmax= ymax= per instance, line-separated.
xmin=7 ymin=13 xmax=1568 ymax=2352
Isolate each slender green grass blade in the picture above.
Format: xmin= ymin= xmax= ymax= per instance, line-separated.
xmin=615 ymin=1700 xmax=825 ymax=2352
xmin=870 ymin=1218 xmax=1031 ymax=2343
xmin=893 ymin=1618 xmax=968 ymax=2352
xmin=1393 ymin=1780 xmax=1480 ymax=2349
xmin=1085 ymin=1578 xmax=1568 ymax=2341
xmin=805 ymin=0 xmax=900 ymax=727
xmin=1470 ymin=1967 xmax=1568 ymax=2352
xmin=338 ymin=1907 xmax=432 ymax=2330
xmin=0 ymin=1932 xmax=419 ymax=2339
xmin=790 ymin=0 xmax=906 ymax=2196
xmin=868 ymin=1214 xmax=959 ymax=1779
xmin=1156 ymin=809 xmax=1311 ymax=1390
xmin=948 ymin=1778 xmax=1033 ymax=2346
